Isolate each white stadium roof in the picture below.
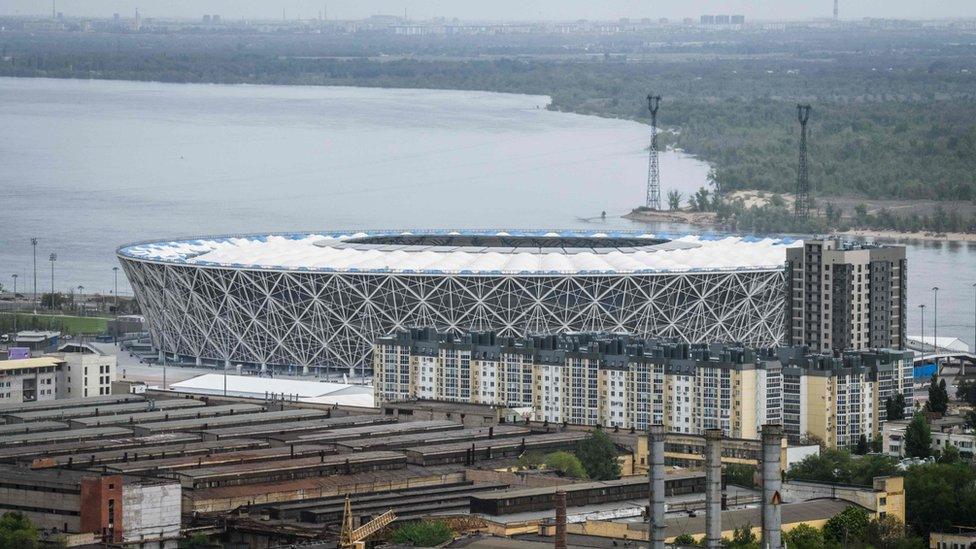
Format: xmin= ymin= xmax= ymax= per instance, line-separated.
xmin=118 ymin=230 xmax=801 ymax=275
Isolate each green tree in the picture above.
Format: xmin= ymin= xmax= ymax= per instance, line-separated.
xmin=966 ymin=410 xmax=976 ymax=430
xmin=823 ymin=505 xmax=870 ymax=545
xmin=957 ymin=379 xmax=976 ymax=405
xmin=787 ymin=449 xmax=899 ymax=485
xmin=672 ymin=533 xmax=696 ymax=545
xmin=667 ymin=190 xmax=683 ymax=211
xmin=855 ymin=434 xmax=868 ymax=455
xmin=391 ymin=521 xmax=454 ymax=547
xmin=864 ymin=515 xmax=909 ymax=549
xmin=904 ymin=414 xmax=932 ymax=458
xmin=723 ymin=525 xmax=759 ymax=549
xmin=0 ymin=512 xmax=39 ymax=549
xmin=574 ymin=430 xmax=620 ymax=480
xmin=723 ymin=464 xmax=757 ymax=488
xmin=938 ymin=445 xmax=961 ymax=464
xmin=516 ymin=451 xmax=545 ymax=468
xmin=926 ymin=375 xmax=949 ymax=414
xmin=904 ymin=461 xmax=976 ymax=538
xmin=885 ymin=394 xmax=907 ymax=421
xmin=543 ymin=451 xmax=588 ymax=479
xmin=782 ymin=523 xmax=827 ymax=549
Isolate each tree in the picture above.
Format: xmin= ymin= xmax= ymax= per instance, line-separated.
xmin=672 ymin=533 xmax=696 ymax=545
xmin=871 ymin=434 xmax=883 ymax=453
xmin=885 ymin=394 xmax=907 ymax=421
xmin=667 ymin=190 xmax=683 ymax=211
xmin=723 ymin=464 xmax=757 ymax=488
xmin=724 ymin=524 xmax=759 ymax=549
xmin=966 ymin=410 xmax=976 ymax=430
xmin=865 ymin=515 xmax=918 ymax=549
xmin=40 ymin=292 xmax=66 ymax=309
xmin=574 ymin=430 xmax=620 ymax=480
xmin=855 ymin=434 xmax=868 ymax=455
xmin=904 ymin=461 xmax=976 ymax=538
xmin=904 ymin=414 xmax=932 ymax=458
xmin=782 ymin=523 xmax=827 ymax=549
xmin=937 ymin=445 xmax=961 ymax=464
xmin=0 ymin=512 xmax=39 ymax=549
xmin=957 ymin=379 xmax=976 ymax=405
xmin=926 ymin=375 xmax=949 ymax=414
xmin=787 ymin=449 xmax=899 ymax=485
xmin=823 ymin=505 xmax=870 ymax=545
xmin=543 ymin=451 xmax=588 ymax=479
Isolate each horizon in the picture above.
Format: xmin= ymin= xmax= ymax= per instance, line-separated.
xmin=4 ymin=0 xmax=976 ymax=22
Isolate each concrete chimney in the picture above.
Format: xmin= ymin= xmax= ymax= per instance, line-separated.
xmin=648 ymin=424 xmax=666 ymax=549
xmin=704 ymin=429 xmax=723 ymax=548
xmin=761 ymin=424 xmax=784 ymax=549
xmin=554 ymin=490 xmax=567 ymax=549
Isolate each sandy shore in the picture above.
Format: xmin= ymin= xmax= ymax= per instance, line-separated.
xmin=833 ymin=229 xmax=976 ymax=243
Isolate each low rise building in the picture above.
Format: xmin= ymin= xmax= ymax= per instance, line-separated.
xmin=0 ymin=357 xmax=65 ymax=404
xmin=375 ymin=329 xmax=913 ymax=448
xmin=883 ymin=416 xmax=976 ymax=459
xmin=50 ymin=342 xmax=117 ymax=398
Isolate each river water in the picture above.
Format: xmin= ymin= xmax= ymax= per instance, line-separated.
xmin=0 ymin=77 xmax=971 ymax=347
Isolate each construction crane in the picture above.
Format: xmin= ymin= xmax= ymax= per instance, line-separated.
xmin=645 ymin=94 xmax=662 ymax=210
xmin=339 ymin=495 xmax=397 ymax=548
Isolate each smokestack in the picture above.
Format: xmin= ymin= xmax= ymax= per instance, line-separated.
xmin=761 ymin=424 xmax=784 ymax=549
xmin=554 ymin=490 xmax=567 ymax=549
xmin=705 ymin=429 xmax=723 ymax=549
xmin=648 ymin=424 xmax=666 ymax=549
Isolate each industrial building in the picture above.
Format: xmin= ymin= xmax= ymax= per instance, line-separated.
xmin=374 ymin=329 xmax=914 ymax=448
xmin=787 ymin=238 xmax=907 ymax=352
xmin=118 ymin=230 xmax=797 ymax=374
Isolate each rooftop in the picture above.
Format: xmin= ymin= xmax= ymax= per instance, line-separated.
xmin=169 ymin=374 xmax=374 ymax=407
xmin=117 ymin=230 xmax=800 ymax=275
xmin=0 ymin=356 xmax=64 ymax=372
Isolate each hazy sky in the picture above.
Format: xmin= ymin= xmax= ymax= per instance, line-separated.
xmin=4 ymin=0 xmax=976 ymax=21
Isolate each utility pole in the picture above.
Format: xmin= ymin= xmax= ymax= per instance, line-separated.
xmin=49 ymin=253 xmax=57 ymax=311
xmin=10 ymin=274 xmax=16 ymax=296
xmin=77 ymin=285 xmax=84 ymax=317
xmin=645 ymin=94 xmax=662 ymax=210
xmin=112 ymin=267 xmax=119 ymax=313
xmin=31 ymin=238 xmax=37 ymax=313
xmin=794 ymin=104 xmax=812 ymax=221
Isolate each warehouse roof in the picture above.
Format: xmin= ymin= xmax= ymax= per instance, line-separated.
xmin=168 ymin=374 xmax=375 ymax=407
xmin=117 ymin=230 xmax=799 ymax=275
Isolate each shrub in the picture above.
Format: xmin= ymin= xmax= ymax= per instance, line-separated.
xmin=391 ymin=521 xmax=454 ymax=547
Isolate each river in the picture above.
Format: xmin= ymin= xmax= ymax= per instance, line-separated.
xmin=0 ymin=77 xmax=971 ymax=347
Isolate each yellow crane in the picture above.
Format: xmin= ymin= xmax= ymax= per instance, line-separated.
xmin=339 ymin=495 xmax=397 ymax=549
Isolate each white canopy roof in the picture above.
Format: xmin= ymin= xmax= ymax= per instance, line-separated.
xmin=169 ymin=373 xmax=375 ymax=408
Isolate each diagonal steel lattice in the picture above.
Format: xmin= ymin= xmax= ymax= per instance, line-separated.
xmin=121 ymin=259 xmax=787 ymax=374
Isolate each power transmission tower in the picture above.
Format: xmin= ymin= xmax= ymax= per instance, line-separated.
xmin=794 ymin=104 xmax=812 ymax=221
xmin=645 ymin=95 xmax=662 ymax=210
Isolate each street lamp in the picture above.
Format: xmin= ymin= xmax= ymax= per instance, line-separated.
xmin=31 ymin=238 xmax=37 ymax=313
xmin=112 ymin=267 xmax=119 ymax=313
xmin=10 ymin=274 xmax=17 ymax=296
xmin=919 ymin=304 xmax=926 ymax=365
xmin=48 ymin=253 xmax=57 ymax=311
xmin=77 ymin=286 xmax=84 ymax=317
xmin=932 ymin=286 xmax=940 ymax=375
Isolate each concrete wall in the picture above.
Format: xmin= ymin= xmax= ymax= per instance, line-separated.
xmin=122 ymin=482 xmax=181 ymax=545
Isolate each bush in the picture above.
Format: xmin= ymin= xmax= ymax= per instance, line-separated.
xmin=391 ymin=521 xmax=454 ymax=547
xmin=544 ymin=451 xmax=588 ymax=479
xmin=782 ymin=523 xmax=827 ymax=549
xmin=0 ymin=512 xmax=38 ymax=549
xmin=723 ymin=464 xmax=757 ymax=488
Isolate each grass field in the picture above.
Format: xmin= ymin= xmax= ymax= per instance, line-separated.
xmin=0 ymin=312 xmax=109 ymax=335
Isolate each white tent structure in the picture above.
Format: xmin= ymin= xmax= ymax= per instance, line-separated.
xmin=906 ymin=335 xmax=971 ymax=355
xmin=169 ymin=373 xmax=375 ymax=408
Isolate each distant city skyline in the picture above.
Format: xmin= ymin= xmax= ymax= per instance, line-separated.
xmin=4 ymin=0 xmax=976 ymax=22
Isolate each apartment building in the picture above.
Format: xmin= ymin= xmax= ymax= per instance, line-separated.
xmin=786 ymin=239 xmax=907 ymax=352
xmin=376 ymin=329 xmax=914 ymax=447
xmin=375 ymin=329 xmax=783 ymax=439
xmin=780 ymin=348 xmax=914 ymax=447
xmin=0 ymin=357 xmax=66 ymax=404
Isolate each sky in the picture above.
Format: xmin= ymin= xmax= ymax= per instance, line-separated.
xmin=4 ymin=0 xmax=976 ymax=21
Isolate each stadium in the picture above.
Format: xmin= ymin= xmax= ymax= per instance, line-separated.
xmin=118 ymin=230 xmax=798 ymax=374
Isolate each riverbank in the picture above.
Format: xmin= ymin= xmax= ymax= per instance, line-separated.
xmin=833 ymin=229 xmax=976 ymax=243
xmin=622 ymin=209 xmax=717 ymax=227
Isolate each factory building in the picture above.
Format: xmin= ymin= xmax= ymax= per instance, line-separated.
xmin=787 ymin=238 xmax=907 ymax=352
xmin=375 ymin=329 xmax=914 ymax=449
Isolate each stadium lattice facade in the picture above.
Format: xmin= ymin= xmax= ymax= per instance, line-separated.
xmin=118 ymin=230 xmax=797 ymax=374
